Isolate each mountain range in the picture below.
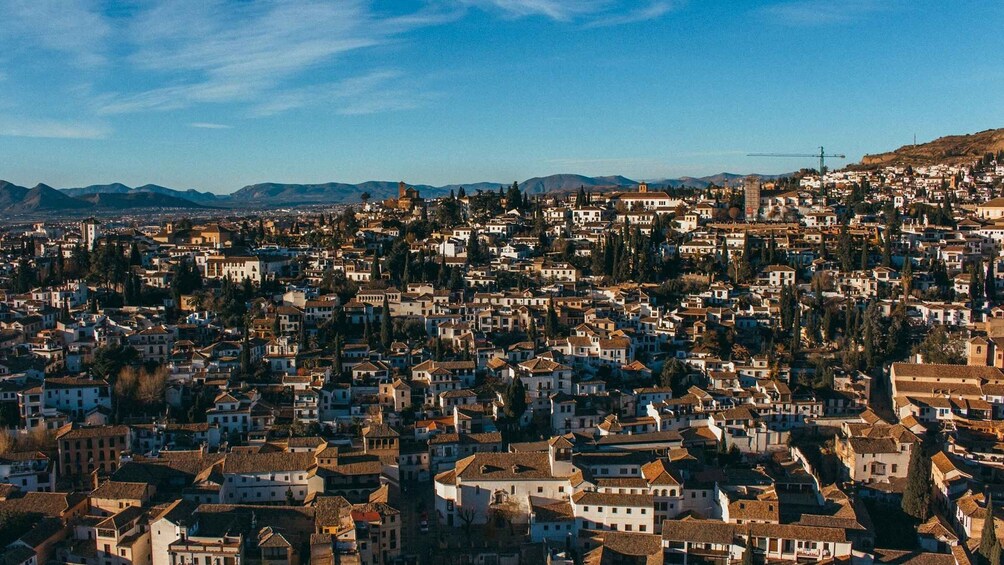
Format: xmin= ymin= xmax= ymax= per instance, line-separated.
xmin=4 ymin=127 xmax=1002 ymax=216
xmin=0 ymin=173 xmax=779 ymax=216
xmin=0 ymin=182 xmax=217 ymax=217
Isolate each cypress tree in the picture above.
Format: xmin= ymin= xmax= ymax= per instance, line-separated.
xmin=527 ymin=317 xmax=538 ymax=342
xmin=902 ymin=251 xmax=913 ymax=300
xmin=988 ymin=260 xmax=998 ymax=306
xmin=982 ymin=492 xmax=999 ymax=562
xmin=380 ymin=295 xmax=392 ymax=348
xmin=240 ymin=320 xmax=251 ymax=377
xmin=881 ymin=231 xmax=892 ymax=267
xmin=546 ymin=302 xmax=559 ymax=338
xmin=503 ymin=376 xmax=527 ymax=422
xmin=333 ymin=334 xmax=343 ymax=377
xmin=901 ymin=444 xmax=931 ymax=520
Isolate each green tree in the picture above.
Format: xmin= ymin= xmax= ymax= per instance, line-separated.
xmin=660 ymin=359 xmax=688 ymax=395
xmin=912 ymin=325 xmax=965 ymax=365
xmin=835 ymin=223 xmax=851 ymax=270
xmin=0 ymin=510 xmax=42 ymax=547
xmin=902 ymin=251 xmax=913 ymax=300
xmin=982 ymin=492 xmax=999 ymax=563
xmin=503 ymin=376 xmax=527 ymax=422
xmin=91 ymin=344 xmax=139 ymax=380
xmin=13 ymin=258 xmax=37 ymax=293
xmin=240 ymin=319 xmax=251 ymax=377
xmin=467 ymin=230 xmax=485 ymax=265
xmin=545 ymin=301 xmax=559 ymax=338
xmin=988 ymin=260 xmax=998 ymax=306
xmin=333 ymin=333 xmax=344 ymax=377
xmin=129 ymin=242 xmax=142 ymax=266
xmin=380 ymin=295 xmax=392 ymax=348
xmin=901 ymin=444 xmax=931 ymax=520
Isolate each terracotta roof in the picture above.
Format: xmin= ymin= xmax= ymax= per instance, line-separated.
xmin=91 ymin=481 xmax=149 ymax=500
xmin=222 ymin=451 xmax=316 ymax=474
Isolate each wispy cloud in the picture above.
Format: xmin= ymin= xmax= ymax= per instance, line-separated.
xmin=761 ymin=0 xmax=894 ymax=25
xmin=462 ymin=0 xmax=610 ymax=21
xmin=0 ymin=0 xmax=111 ymax=67
xmin=584 ymin=2 xmax=676 ymax=28
xmin=462 ymin=0 xmax=674 ymax=25
xmin=2 ymin=0 xmax=676 ymax=134
xmin=189 ymin=122 xmax=232 ymax=130
xmin=0 ymin=118 xmax=109 ymax=139
xmin=97 ymin=1 xmax=457 ymax=117
xmin=249 ymin=70 xmax=435 ymax=117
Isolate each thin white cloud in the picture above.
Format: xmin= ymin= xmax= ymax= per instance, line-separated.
xmin=462 ymin=0 xmax=611 ymax=21
xmin=98 ymin=1 xmax=457 ymax=116
xmin=584 ymin=2 xmax=676 ymax=28
xmin=462 ymin=0 xmax=674 ymax=25
xmin=0 ymin=0 xmax=111 ymax=67
xmin=189 ymin=122 xmax=232 ymax=130
xmin=762 ymin=0 xmax=894 ymax=25
xmin=250 ymin=70 xmax=433 ymax=117
xmin=0 ymin=118 xmax=109 ymax=139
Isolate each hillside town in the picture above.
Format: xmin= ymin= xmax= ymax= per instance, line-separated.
xmin=4 ymin=154 xmax=1004 ymax=565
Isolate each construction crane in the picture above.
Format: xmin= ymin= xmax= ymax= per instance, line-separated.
xmin=747 ymin=146 xmax=846 ymax=200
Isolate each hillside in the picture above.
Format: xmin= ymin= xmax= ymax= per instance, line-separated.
xmin=78 ymin=191 xmax=212 ymax=210
xmin=7 ymin=184 xmax=93 ymax=214
xmin=3 ymin=171 xmax=797 ymax=210
xmin=61 ymin=183 xmax=220 ymax=205
xmin=518 ymin=175 xmax=637 ymax=194
xmin=0 ymin=181 xmax=30 ymax=209
xmin=861 ymin=128 xmax=1004 ymax=167
xmin=0 ymin=180 xmax=212 ymax=216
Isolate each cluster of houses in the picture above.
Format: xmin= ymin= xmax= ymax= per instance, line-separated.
xmin=1 ymin=157 xmax=1004 ymax=564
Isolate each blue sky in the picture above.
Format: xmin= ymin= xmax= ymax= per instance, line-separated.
xmin=0 ymin=0 xmax=1002 ymax=194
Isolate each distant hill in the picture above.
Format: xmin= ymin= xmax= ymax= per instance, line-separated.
xmin=518 ymin=174 xmax=637 ymax=194
xmin=0 ymin=180 xmax=212 ymax=216
xmin=0 ymin=171 xmax=796 ymax=211
xmin=861 ymin=128 xmax=1004 ymax=168
xmin=78 ymin=191 xmax=212 ymax=210
xmin=0 ymin=181 xmax=30 ymax=209
xmin=7 ymin=184 xmax=93 ymax=214
xmin=228 ymin=180 xmax=511 ymax=205
xmin=648 ymin=172 xmax=789 ymax=189
xmin=61 ymin=183 xmax=220 ymax=204
xmin=229 ymin=182 xmax=401 ymax=205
